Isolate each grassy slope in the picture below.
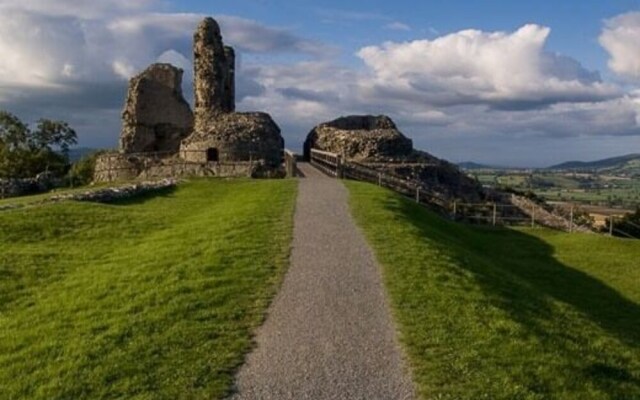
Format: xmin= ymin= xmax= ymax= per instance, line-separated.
xmin=346 ymin=181 xmax=640 ymax=400
xmin=0 ymin=183 xmax=112 ymax=207
xmin=0 ymin=179 xmax=296 ymax=399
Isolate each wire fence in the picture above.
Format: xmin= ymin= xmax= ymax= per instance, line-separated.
xmin=606 ymin=217 xmax=640 ymax=239
xmin=309 ymin=148 xmax=639 ymax=238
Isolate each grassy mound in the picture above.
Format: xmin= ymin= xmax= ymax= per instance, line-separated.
xmin=346 ymin=181 xmax=640 ymax=400
xmin=0 ymin=179 xmax=296 ymax=399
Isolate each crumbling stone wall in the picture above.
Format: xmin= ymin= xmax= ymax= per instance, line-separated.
xmin=180 ymin=17 xmax=284 ymax=169
xmin=193 ymin=17 xmax=234 ymax=128
xmin=304 ymin=115 xmax=413 ymax=161
xmin=181 ymin=112 xmax=283 ymax=167
xmin=119 ymin=64 xmax=193 ymax=154
xmin=223 ymin=46 xmax=236 ymax=113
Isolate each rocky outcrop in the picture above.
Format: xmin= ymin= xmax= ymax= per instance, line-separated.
xmin=119 ymin=64 xmax=193 ymax=154
xmin=304 ymin=115 xmax=413 ymax=161
xmin=193 ymin=17 xmax=234 ymax=129
xmin=181 ymin=112 xmax=283 ymax=167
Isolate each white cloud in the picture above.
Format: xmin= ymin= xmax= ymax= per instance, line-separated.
xmin=0 ymin=2 xmax=638 ymax=164
xmin=0 ymin=0 xmax=158 ymax=19
xmin=600 ymin=12 xmax=640 ymax=80
xmin=385 ymin=22 xmax=411 ymax=31
xmin=0 ymin=1 xmax=329 ymax=89
xmin=357 ymin=24 xmax=619 ymax=108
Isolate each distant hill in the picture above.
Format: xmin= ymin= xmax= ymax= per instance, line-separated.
xmin=458 ymin=162 xmax=498 ymax=170
xmin=67 ymin=147 xmax=101 ymax=162
xmin=549 ymin=154 xmax=640 ymax=172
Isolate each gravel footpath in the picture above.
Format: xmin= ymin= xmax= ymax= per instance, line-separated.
xmin=229 ymin=163 xmax=415 ymax=400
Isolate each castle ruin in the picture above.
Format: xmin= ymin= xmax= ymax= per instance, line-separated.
xmin=94 ymin=17 xmax=284 ymax=182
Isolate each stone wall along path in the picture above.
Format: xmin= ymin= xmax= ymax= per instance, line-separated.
xmin=229 ymin=162 xmax=415 ymax=400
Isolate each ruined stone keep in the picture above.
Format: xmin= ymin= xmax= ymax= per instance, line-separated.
xmin=94 ymin=17 xmax=284 ymax=182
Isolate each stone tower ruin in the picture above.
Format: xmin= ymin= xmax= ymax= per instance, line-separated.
xmin=94 ymin=16 xmax=284 ymax=182
xmin=180 ymin=17 xmax=283 ymax=168
xmin=193 ymin=17 xmax=235 ymax=125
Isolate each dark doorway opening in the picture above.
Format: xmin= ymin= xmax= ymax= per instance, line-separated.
xmin=206 ymin=148 xmax=219 ymax=162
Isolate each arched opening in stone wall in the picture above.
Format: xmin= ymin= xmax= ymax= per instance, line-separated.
xmin=206 ymin=148 xmax=219 ymax=162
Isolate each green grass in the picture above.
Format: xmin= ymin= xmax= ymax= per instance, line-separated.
xmin=346 ymin=180 xmax=640 ymax=400
xmin=0 ymin=183 xmax=112 ymax=207
xmin=0 ymin=179 xmax=297 ymax=399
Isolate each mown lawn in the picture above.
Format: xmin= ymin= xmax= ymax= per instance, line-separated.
xmin=0 ymin=179 xmax=296 ymax=399
xmin=0 ymin=183 xmax=112 ymax=207
xmin=346 ymin=181 xmax=640 ymax=400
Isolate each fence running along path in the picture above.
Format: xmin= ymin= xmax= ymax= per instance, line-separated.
xmin=308 ymin=148 xmax=630 ymax=235
xmin=283 ymin=149 xmax=298 ymax=178
xmin=310 ymin=148 xmax=449 ymax=211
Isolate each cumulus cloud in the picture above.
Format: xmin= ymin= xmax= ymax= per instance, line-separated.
xmin=0 ymin=0 xmax=329 ymax=146
xmin=0 ymin=0 xmax=330 ymax=89
xmin=357 ymin=24 xmax=619 ymax=109
xmin=600 ymin=12 xmax=640 ymax=80
xmin=0 ymin=2 xmax=638 ymax=164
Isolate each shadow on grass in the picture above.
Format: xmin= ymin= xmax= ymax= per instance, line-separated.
xmin=386 ymin=196 xmax=640 ymax=386
xmin=109 ymin=186 xmax=178 ymax=206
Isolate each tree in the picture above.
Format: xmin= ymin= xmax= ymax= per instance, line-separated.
xmin=68 ymin=151 xmax=104 ymax=186
xmin=32 ymin=119 xmax=77 ymax=158
xmin=0 ymin=111 xmax=29 ymax=151
xmin=0 ymin=110 xmax=78 ymax=179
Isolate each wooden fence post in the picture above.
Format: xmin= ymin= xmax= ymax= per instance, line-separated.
xmin=531 ymin=206 xmax=535 ymax=228
xmin=415 ymin=186 xmax=420 ymax=203
xmin=452 ymin=201 xmax=457 ymax=220
xmin=569 ymin=204 xmax=574 ymax=233
xmin=492 ymin=203 xmax=497 ymax=226
xmin=378 ymin=173 xmax=382 ymax=186
xmin=609 ymin=216 xmax=614 ymax=236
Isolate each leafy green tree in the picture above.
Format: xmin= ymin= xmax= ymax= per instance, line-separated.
xmin=68 ymin=151 xmax=104 ymax=186
xmin=0 ymin=110 xmax=78 ymax=179
xmin=0 ymin=111 xmax=29 ymax=150
xmin=31 ymin=119 xmax=77 ymax=158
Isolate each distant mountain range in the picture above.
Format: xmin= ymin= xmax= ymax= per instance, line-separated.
xmin=459 ymin=154 xmax=640 ymax=174
xmin=549 ymin=154 xmax=640 ymax=171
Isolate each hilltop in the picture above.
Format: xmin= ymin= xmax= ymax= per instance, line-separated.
xmin=549 ymin=153 xmax=640 ymax=173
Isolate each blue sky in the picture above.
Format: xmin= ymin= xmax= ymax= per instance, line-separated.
xmin=173 ymin=0 xmax=635 ymax=69
xmin=0 ymin=0 xmax=639 ymax=166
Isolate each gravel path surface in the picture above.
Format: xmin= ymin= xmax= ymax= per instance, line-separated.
xmin=229 ymin=163 xmax=415 ymax=400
